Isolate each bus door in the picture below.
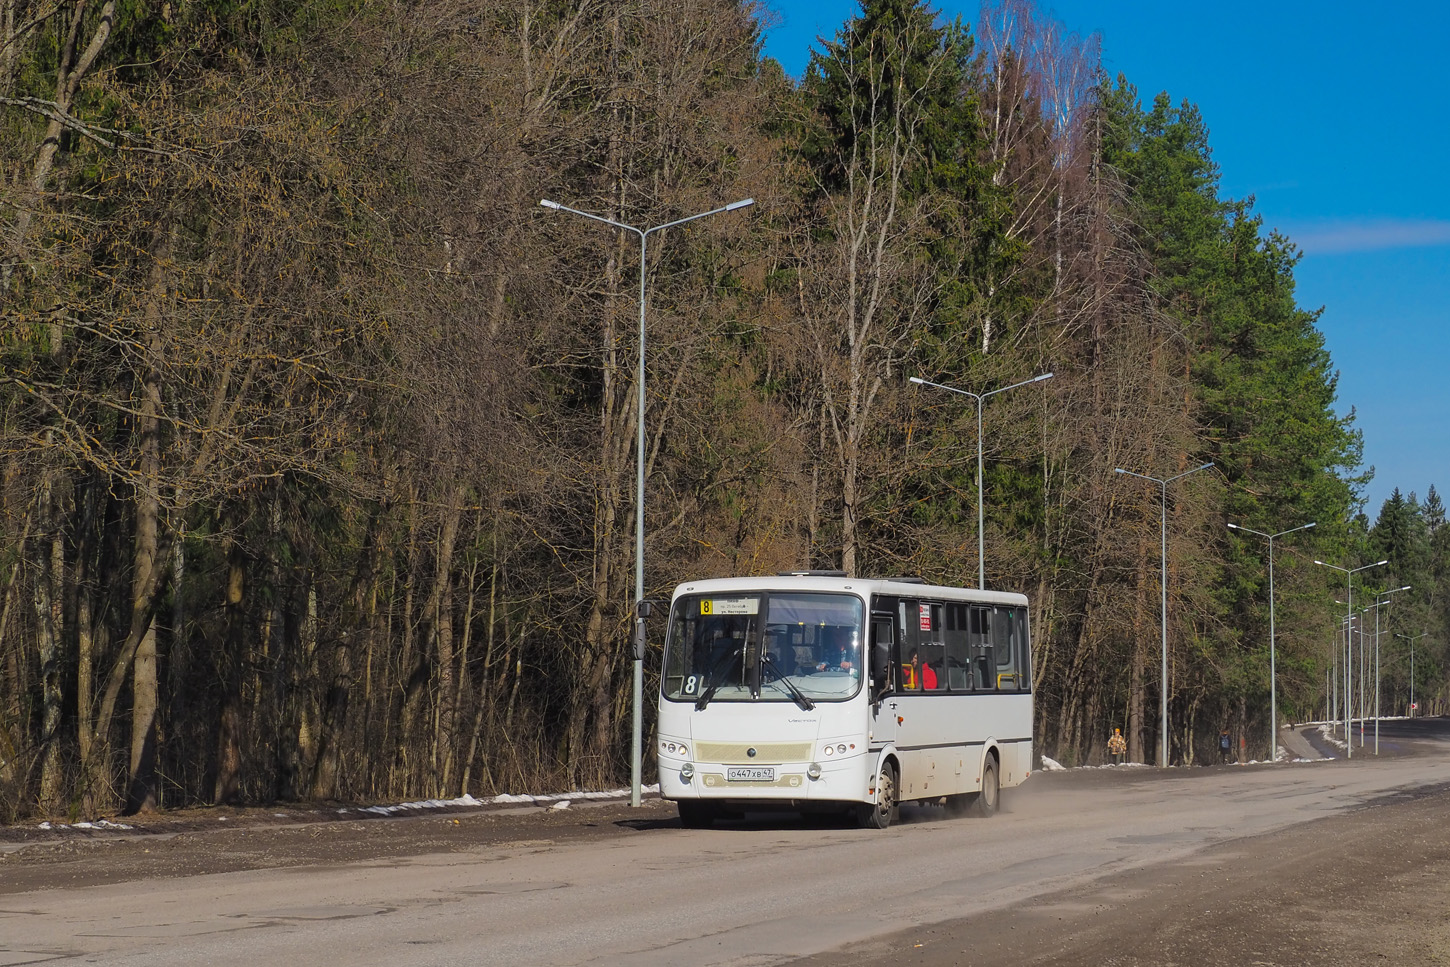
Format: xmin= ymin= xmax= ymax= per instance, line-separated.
xmin=868 ymin=612 xmax=897 ymax=749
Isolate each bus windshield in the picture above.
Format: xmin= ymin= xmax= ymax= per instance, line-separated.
xmin=662 ymin=591 xmax=864 ymax=704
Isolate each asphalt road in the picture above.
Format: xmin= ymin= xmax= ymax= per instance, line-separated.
xmin=4 ymin=718 xmax=1450 ymax=967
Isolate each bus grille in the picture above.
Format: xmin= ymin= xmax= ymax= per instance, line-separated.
xmin=694 ymin=741 xmax=812 ymax=764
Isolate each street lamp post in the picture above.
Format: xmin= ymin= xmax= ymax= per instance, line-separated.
xmin=1114 ymin=462 xmax=1214 ymax=768
xmin=1313 ymin=558 xmax=1388 ymax=759
xmin=1328 ymin=611 xmax=1363 ymax=748
xmin=1356 ymin=607 xmax=1371 ymax=747
xmin=1227 ymin=520 xmax=1316 ymax=761
xmin=1396 ymin=632 xmax=1428 ymax=716
xmin=1372 ymin=586 xmax=1411 ymax=754
xmin=908 ymin=373 xmax=1054 ymax=589
xmin=540 ymin=196 xmax=754 ymax=806
xmin=1333 ymin=612 xmax=1357 ymax=728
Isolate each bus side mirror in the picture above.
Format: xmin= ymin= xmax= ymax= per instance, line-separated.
xmin=633 ymin=599 xmax=664 ymax=662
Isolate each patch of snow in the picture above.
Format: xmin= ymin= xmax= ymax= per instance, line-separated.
xmin=1318 ymin=723 xmax=1348 ymax=751
xmin=37 ymin=818 xmax=132 ymax=832
xmin=32 ymin=784 xmax=664 ymax=835
xmin=1039 ymin=756 xmax=1065 ymax=772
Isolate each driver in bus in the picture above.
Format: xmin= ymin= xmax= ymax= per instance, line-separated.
xmin=815 ymin=628 xmax=856 ymax=675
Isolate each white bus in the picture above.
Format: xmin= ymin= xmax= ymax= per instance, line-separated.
xmin=657 ymin=572 xmax=1033 ymax=828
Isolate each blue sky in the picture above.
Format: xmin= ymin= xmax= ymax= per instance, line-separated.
xmin=757 ymin=1 xmax=1450 ymax=520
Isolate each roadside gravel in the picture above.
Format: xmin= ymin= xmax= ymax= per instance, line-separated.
xmin=795 ymin=781 xmax=1450 ymax=967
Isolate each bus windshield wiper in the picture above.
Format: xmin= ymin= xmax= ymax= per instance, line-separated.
xmin=761 ymin=655 xmax=815 ymax=711
xmin=694 ymin=647 xmax=743 ymax=711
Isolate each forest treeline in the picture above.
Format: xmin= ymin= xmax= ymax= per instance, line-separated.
xmin=2 ymin=0 xmax=1447 ymax=819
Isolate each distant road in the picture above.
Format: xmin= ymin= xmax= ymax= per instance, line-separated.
xmin=7 ymin=718 xmax=1450 ymax=967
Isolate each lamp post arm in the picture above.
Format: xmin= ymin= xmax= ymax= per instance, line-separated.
xmin=983 ymin=371 xmax=1055 ymax=399
xmin=645 ymin=199 xmax=754 ymax=236
xmin=1166 ymin=462 xmax=1215 ymax=485
xmin=908 ymin=376 xmax=981 ymax=403
xmin=1114 ymin=467 xmax=1164 ymax=486
xmin=1275 ymin=521 xmax=1316 ymax=539
xmin=539 ymin=200 xmax=646 ymax=239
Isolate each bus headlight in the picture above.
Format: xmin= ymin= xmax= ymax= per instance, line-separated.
xmin=680 ymin=762 xmax=696 ymax=782
xmin=660 ymin=740 xmax=689 ymax=758
xmin=807 ymin=762 xmax=822 ymax=781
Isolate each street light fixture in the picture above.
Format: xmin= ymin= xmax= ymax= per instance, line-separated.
xmin=1227 ymin=520 xmax=1316 ymax=761
xmin=909 ymin=372 xmax=1054 ymax=589
xmin=1395 ymin=632 xmax=1428 ymax=717
xmin=1372 ymin=586 xmax=1411 ymax=754
xmin=540 ymin=196 xmax=754 ymax=806
xmin=1313 ymin=557 xmax=1388 ymax=759
xmin=1114 ymin=462 xmax=1214 ymax=768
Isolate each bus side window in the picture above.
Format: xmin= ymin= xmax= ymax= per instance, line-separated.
xmin=969 ymin=606 xmax=992 ymax=689
xmin=1016 ymin=608 xmax=1033 ymax=690
xmin=944 ymin=603 xmax=971 ymax=691
xmin=898 ymin=601 xmax=922 ymax=690
xmin=993 ymin=607 xmax=1021 ymax=690
xmin=920 ymin=604 xmax=945 ymax=691
xmin=870 ymin=617 xmax=895 ymax=692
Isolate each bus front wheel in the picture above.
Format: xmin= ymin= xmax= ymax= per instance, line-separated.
xmin=677 ymin=801 xmax=718 ymax=829
xmin=859 ymin=762 xmax=897 ymax=829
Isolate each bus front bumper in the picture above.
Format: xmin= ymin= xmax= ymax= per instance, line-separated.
xmin=659 ymin=755 xmax=870 ymax=804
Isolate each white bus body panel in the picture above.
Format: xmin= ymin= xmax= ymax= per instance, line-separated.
xmin=889 ymin=692 xmax=1033 ymax=799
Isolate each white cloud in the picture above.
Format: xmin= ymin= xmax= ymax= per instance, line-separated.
xmin=1289 ymin=218 xmax=1450 ymax=254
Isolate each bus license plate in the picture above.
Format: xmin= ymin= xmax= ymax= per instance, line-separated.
xmin=727 ymin=766 xmax=775 ymax=782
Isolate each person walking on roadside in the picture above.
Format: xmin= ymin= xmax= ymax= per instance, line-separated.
xmin=1107 ymin=728 xmax=1127 ymax=765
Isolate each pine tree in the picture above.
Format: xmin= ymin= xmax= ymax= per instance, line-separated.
xmin=1423 ymin=485 xmax=1445 ymax=533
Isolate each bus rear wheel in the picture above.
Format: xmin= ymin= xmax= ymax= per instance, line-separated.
xmin=970 ymin=758 xmax=1000 ymax=818
xmin=859 ymin=762 xmax=897 ymax=829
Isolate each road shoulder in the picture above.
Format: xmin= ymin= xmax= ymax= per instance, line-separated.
xmin=793 ymin=784 xmax=1450 ymax=967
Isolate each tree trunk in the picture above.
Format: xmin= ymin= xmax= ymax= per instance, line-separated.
xmin=310 ymin=505 xmax=385 ymax=800
xmin=75 ymin=477 xmax=99 ymax=813
xmin=213 ymin=544 xmax=246 ymax=804
xmin=428 ymin=485 xmax=465 ymax=796
xmin=123 ymin=282 xmax=165 ymax=815
xmin=34 ymin=472 xmax=65 ymax=812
